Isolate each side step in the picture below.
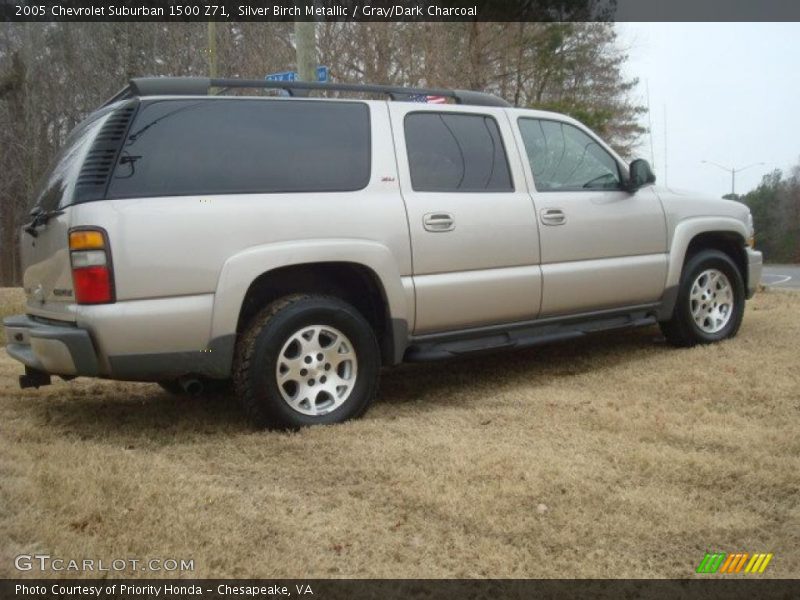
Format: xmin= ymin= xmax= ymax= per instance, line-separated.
xmin=404 ymin=308 xmax=658 ymax=362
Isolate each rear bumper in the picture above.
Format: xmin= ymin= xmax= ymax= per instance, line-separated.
xmin=3 ymin=315 xmax=99 ymax=376
xmin=746 ymin=248 xmax=763 ymax=299
xmin=3 ymin=310 xmax=234 ymax=382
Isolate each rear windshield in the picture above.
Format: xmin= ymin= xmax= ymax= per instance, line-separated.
xmin=107 ymin=99 xmax=371 ymax=199
xmin=31 ymin=108 xmax=112 ymax=212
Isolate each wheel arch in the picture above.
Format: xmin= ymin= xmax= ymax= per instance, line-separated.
xmin=660 ymin=218 xmax=749 ymax=320
xmin=210 ymin=240 xmax=411 ymax=366
xmin=666 ymin=218 xmax=749 ymax=289
xmin=684 ymin=232 xmax=748 ymax=287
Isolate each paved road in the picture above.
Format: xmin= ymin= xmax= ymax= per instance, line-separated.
xmin=761 ymin=264 xmax=800 ymax=290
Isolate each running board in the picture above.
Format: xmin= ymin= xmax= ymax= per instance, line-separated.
xmin=404 ymin=308 xmax=658 ymax=362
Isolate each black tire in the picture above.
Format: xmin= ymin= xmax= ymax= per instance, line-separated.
xmin=233 ymin=294 xmax=381 ymax=429
xmin=157 ymin=377 xmax=233 ymax=397
xmin=659 ymin=249 xmax=745 ymax=347
xmin=199 ymin=378 xmax=233 ymax=396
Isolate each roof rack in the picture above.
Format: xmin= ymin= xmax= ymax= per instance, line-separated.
xmin=104 ymin=77 xmax=511 ymax=108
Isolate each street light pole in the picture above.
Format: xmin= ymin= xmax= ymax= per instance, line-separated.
xmin=700 ymin=160 xmax=765 ymax=196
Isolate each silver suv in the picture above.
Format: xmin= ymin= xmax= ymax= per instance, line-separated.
xmin=4 ymin=77 xmax=763 ymax=428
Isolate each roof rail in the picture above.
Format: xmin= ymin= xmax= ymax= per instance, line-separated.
xmin=104 ymin=77 xmax=511 ymax=108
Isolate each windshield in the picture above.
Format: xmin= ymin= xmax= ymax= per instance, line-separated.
xmin=30 ymin=108 xmax=113 ymax=213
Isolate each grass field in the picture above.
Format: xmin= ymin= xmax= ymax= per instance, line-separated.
xmin=0 ymin=287 xmax=798 ymax=579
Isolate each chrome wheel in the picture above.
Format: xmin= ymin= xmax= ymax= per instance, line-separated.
xmin=275 ymin=325 xmax=358 ymax=416
xmin=690 ymin=268 xmax=734 ymax=334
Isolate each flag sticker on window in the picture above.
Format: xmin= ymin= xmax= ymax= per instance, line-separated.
xmin=409 ymin=94 xmax=448 ymax=104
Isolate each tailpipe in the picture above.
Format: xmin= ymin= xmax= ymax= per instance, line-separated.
xmin=179 ymin=377 xmax=204 ymax=396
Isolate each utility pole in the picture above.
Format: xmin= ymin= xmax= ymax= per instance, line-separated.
xmin=700 ymin=161 xmax=765 ymax=196
xmin=207 ymin=21 xmax=217 ymax=79
xmin=294 ymin=21 xmax=316 ymax=82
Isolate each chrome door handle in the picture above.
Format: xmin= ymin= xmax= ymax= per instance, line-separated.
xmin=540 ymin=208 xmax=566 ymax=226
xmin=423 ymin=212 xmax=455 ymax=232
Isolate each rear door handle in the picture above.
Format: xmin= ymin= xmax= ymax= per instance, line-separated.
xmin=423 ymin=212 xmax=455 ymax=232
xmin=540 ymin=208 xmax=566 ymax=226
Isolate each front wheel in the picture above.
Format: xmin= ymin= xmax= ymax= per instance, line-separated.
xmin=660 ymin=249 xmax=745 ymax=347
xmin=233 ymin=294 xmax=380 ymax=429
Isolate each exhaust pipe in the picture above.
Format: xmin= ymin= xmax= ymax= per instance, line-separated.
xmin=179 ymin=377 xmax=204 ymax=396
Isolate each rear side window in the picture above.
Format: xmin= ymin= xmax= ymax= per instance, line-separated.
xmin=107 ymin=99 xmax=370 ymax=198
xmin=404 ymin=112 xmax=513 ymax=192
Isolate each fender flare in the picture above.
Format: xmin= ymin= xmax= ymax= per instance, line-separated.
xmin=659 ymin=217 xmax=748 ymax=319
xmin=209 ymin=238 xmax=411 ymax=350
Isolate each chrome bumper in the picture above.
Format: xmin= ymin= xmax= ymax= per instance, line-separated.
xmin=3 ymin=314 xmax=99 ymax=376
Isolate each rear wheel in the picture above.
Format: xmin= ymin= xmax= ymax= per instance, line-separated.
xmin=660 ymin=249 xmax=745 ymax=347
xmin=233 ymin=294 xmax=380 ymax=429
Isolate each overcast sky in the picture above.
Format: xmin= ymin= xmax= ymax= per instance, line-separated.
xmin=615 ymin=22 xmax=800 ymax=198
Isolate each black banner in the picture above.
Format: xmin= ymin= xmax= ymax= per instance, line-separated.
xmin=3 ymin=579 xmax=800 ymax=600
xmin=2 ymin=0 xmax=800 ymax=22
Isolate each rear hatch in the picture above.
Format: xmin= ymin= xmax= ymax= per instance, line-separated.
xmin=20 ymin=101 xmax=137 ymax=321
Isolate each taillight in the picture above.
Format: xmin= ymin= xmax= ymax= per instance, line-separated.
xmin=69 ymin=228 xmax=115 ymax=304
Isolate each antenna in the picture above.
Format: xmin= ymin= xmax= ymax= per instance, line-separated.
xmin=663 ymin=104 xmax=668 ymax=187
xmin=645 ymin=80 xmax=655 ymax=167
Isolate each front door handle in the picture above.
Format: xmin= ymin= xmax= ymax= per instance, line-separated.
xmin=540 ymin=208 xmax=566 ymax=226
xmin=423 ymin=212 xmax=455 ymax=232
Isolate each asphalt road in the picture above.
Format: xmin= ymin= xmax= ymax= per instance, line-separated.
xmin=761 ymin=264 xmax=800 ymax=290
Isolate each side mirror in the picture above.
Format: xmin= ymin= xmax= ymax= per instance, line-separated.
xmin=627 ymin=158 xmax=656 ymax=192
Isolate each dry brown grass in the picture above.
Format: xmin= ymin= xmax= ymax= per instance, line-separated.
xmin=0 ymin=288 xmax=798 ymax=579
xmin=0 ymin=287 xmax=25 ymax=344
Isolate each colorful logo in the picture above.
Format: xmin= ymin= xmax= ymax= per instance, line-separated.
xmin=696 ymin=552 xmax=773 ymax=574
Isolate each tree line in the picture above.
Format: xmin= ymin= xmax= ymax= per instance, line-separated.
xmin=738 ymin=163 xmax=800 ymax=263
xmin=0 ymin=22 xmax=643 ymax=285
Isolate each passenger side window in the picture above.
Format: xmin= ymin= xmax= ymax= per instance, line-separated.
xmin=404 ymin=112 xmax=513 ymax=192
xmin=518 ymin=118 xmax=621 ymax=192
